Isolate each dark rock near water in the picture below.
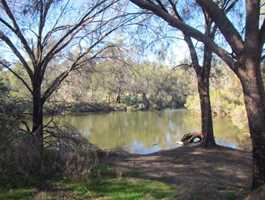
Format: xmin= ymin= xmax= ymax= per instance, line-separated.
xmin=181 ymin=132 xmax=203 ymax=145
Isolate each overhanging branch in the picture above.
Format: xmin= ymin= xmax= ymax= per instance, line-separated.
xmin=196 ymin=0 xmax=244 ymax=56
xmin=130 ymin=0 xmax=235 ymax=70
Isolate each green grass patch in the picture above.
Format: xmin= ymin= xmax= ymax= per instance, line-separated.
xmin=0 ymin=164 xmax=175 ymax=200
xmin=226 ymin=192 xmax=237 ymax=200
xmin=0 ymin=188 xmax=35 ymax=200
xmin=60 ymin=177 xmax=176 ymax=200
xmin=0 ymin=176 xmax=176 ymax=200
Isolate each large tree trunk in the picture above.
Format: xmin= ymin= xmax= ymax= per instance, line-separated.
xmin=32 ymin=86 xmax=44 ymax=152
xmin=197 ymin=75 xmax=216 ymax=147
xmin=238 ymin=58 xmax=265 ymax=189
xmin=32 ymin=84 xmax=44 ymax=183
xmin=196 ymin=44 xmax=216 ymax=147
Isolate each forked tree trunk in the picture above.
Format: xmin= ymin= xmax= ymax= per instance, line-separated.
xmin=197 ymin=75 xmax=216 ymax=147
xmin=238 ymin=58 xmax=265 ymax=189
xmin=195 ymin=44 xmax=216 ymax=147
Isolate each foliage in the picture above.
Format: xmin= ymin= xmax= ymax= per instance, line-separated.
xmin=3 ymin=60 xmax=193 ymax=111
xmin=48 ymin=61 xmax=193 ymax=110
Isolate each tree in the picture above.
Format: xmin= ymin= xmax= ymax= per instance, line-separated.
xmin=130 ymin=0 xmax=265 ymax=189
xmin=172 ymin=3 xmax=218 ymax=147
xmin=183 ymin=1 xmax=238 ymax=147
xmin=129 ymin=0 xmax=238 ymax=147
xmin=129 ymin=1 xmax=237 ymax=146
xmin=0 ymin=0 xmax=136 ymax=180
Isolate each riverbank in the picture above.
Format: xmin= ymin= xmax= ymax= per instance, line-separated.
xmin=7 ymin=101 xmax=184 ymax=117
xmin=0 ymin=145 xmax=253 ymax=200
xmin=42 ymin=100 xmax=185 ymax=115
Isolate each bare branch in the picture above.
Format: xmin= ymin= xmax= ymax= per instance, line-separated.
xmin=168 ymin=0 xmax=181 ymax=19
xmin=41 ymin=71 xmax=69 ymax=104
xmin=154 ymin=0 xmax=168 ymax=13
xmin=36 ymin=0 xmax=53 ymax=63
xmin=0 ymin=31 xmax=34 ymax=80
xmin=167 ymin=1 xmax=200 ymax=73
xmin=130 ymin=0 xmax=235 ymax=70
xmin=0 ymin=17 xmax=16 ymax=32
xmin=260 ymin=18 xmax=265 ymax=46
xmin=0 ymin=60 xmax=33 ymax=93
xmin=20 ymin=120 xmax=31 ymax=133
xmin=1 ymin=0 xmax=37 ymax=66
xmin=40 ymin=11 xmax=140 ymax=82
xmin=41 ymin=30 xmax=122 ymax=102
xmin=41 ymin=0 xmax=117 ymax=66
xmin=172 ymin=63 xmax=192 ymax=70
xmin=196 ymin=0 xmax=244 ymax=56
xmin=184 ymin=36 xmax=200 ymax=73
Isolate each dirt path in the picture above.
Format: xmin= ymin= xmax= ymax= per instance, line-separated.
xmin=107 ymin=145 xmax=252 ymax=200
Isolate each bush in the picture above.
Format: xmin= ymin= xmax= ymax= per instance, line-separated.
xmin=0 ymin=118 xmax=102 ymax=187
xmin=0 ymin=114 xmax=39 ymax=186
xmin=44 ymin=124 xmax=100 ymax=180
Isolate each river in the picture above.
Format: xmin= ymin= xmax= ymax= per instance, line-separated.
xmin=56 ymin=109 xmax=251 ymax=154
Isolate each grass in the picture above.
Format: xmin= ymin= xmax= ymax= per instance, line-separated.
xmin=0 ymin=164 xmax=176 ymax=200
xmin=0 ymin=188 xmax=35 ymax=200
xmin=63 ymin=177 xmax=176 ymax=200
xmin=0 ymin=178 xmax=176 ymax=200
xmin=0 ymin=163 xmax=239 ymax=200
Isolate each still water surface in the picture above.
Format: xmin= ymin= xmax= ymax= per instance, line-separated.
xmin=57 ymin=109 xmax=251 ymax=154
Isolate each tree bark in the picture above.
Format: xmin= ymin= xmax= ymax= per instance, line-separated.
xmin=197 ymin=75 xmax=216 ymax=147
xmin=32 ymin=83 xmax=45 ymax=186
xmin=238 ymin=58 xmax=265 ymax=189
xmin=32 ymin=83 xmax=44 ymax=173
xmin=185 ymin=33 xmax=216 ymax=148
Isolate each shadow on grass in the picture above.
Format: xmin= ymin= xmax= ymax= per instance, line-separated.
xmin=0 ymin=170 xmax=176 ymax=200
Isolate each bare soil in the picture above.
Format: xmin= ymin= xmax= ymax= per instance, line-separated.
xmin=106 ymin=145 xmax=252 ymax=200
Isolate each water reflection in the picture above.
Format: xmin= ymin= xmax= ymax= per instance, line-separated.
xmin=56 ymin=109 xmax=251 ymax=154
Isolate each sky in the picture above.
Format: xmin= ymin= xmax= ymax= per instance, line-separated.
xmin=0 ymin=0 xmax=259 ymax=70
